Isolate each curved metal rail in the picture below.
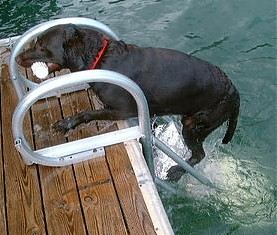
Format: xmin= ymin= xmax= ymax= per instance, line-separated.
xmin=9 ymin=17 xmax=119 ymax=99
xmin=12 ymin=70 xmax=153 ymax=167
xmin=10 ymin=17 xmax=214 ymax=191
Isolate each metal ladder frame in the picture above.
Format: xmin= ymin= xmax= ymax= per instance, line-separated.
xmin=10 ymin=17 xmax=214 ymax=194
xmin=9 ymin=17 xmax=120 ymax=99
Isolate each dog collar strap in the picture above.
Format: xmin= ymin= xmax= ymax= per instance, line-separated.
xmin=89 ymin=38 xmax=109 ymax=70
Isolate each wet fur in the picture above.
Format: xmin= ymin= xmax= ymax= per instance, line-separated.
xmin=16 ymin=24 xmax=240 ymax=181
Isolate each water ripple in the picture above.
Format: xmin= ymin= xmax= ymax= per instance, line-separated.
xmin=189 ymin=36 xmax=229 ymax=55
xmin=109 ymin=0 xmax=126 ymax=4
xmin=179 ymin=154 xmax=276 ymax=224
xmin=241 ymin=43 xmax=274 ymax=53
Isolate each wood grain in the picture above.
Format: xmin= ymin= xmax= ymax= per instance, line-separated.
xmin=0 ymin=48 xmax=7 ymax=235
xmin=1 ymin=52 xmax=162 ymax=235
xmin=106 ymin=142 xmax=157 ymax=235
xmin=90 ymin=83 xmax=156 ymax=234
xmin=75 ymin=157 xmax=128 ymax=235
xmin=1 ymin=60 xmax=46 ymax=235
xmin=28 ymin=70 xmax=87 ymax=235
xmin=58 ymin=84 xmax=128 ymax=235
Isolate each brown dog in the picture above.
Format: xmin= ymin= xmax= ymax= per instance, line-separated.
xmin=16 ymin=24 xmax=240 ymax=181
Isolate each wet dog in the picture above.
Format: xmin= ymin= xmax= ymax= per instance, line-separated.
xmin=16 ymin=24 xmax=240 ymax=181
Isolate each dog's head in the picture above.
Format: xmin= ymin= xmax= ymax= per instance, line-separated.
xmin=16 ymin=24 xmax=104 ymax=73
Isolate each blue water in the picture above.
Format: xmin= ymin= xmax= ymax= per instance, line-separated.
xmin=0 ymin=0 xmax=276 ymax=234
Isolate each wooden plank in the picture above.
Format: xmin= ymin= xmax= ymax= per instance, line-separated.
xmin=1 ymin=51 xmax=46 ymax=235
xmin=75 ymin=159 xmax=128 ymax=235
xmin=117 ymin=122 xmax=175 ymax=235
xmin=36 ymin=165 xmax=87 ymax=235
xmin=105 ymin=140 xmax=157 ymax=235
xmin=28 ymin=70 xmax=87 ymax=235
xmin=57 ymin=82 xmax=128 ymax=235
xmin=0 ymin=48 xmax=7 ymax=235
xmin=88 ymin=82 xmax=171 ymax=234
xmin=89 ymin=84 xmax=156 ymax=234
xmin=1 ymin=45 xmax=172 ymax=235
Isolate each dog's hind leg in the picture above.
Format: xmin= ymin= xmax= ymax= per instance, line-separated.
xmin=166 ymin=98 xmax=237 ymax=181
xmin=53 ymin=109 xmax=135 ymax=133
xmin=166 ymin=115 xmax=207 ymax=181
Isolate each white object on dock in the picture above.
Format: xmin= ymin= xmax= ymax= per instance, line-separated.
xmin=31 ymin=62 xmax=49 ymax=79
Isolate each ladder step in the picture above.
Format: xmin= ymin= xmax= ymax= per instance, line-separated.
xmin=35 ymin=125 xmax=142 ymax=158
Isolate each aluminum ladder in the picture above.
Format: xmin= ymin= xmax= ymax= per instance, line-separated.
xmin=10 ymin=17 xmax=214 ymax=194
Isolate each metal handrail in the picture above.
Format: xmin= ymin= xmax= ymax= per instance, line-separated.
xmin=9 ymin=17 xmax=153 ymax=174
xmin=10 ymin=17 xmax=214 ymax=192
xmin=12 ymin=70 xmax=153 ymax=167
xmin=9 ymin=17 xmax=119 ymax=99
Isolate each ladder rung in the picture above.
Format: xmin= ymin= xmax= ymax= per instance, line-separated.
xmin=35 ymin=125 xmax=142 ymax=158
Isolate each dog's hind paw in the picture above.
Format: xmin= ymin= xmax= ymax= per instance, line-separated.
xmin=52 ymin=117 xmax=77 ymax=134
xmin=166 ymin=165 xmax=186 ymax=182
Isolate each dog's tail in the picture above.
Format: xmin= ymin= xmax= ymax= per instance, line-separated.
xmin=222 ymin=87 xmax=240 ymax=144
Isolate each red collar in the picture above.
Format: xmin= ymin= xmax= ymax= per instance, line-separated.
xmin=89 ymin=38 xmax=109 ymax=69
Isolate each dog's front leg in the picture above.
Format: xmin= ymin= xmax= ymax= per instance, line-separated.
xmin=53 ymin=109 xmax=132 ymax=133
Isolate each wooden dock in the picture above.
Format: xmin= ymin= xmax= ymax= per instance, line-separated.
xmin=0 ymin=44 xmax=173 ymax=235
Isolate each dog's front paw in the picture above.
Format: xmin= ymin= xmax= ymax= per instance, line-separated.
xmin=166 ymin=165 xmax=186 ymax=182
xmin=52 ymin=117 xmax=77 ymax=134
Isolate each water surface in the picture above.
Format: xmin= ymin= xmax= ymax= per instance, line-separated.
xmin=0 ymin=0 xmax=276 ymax=234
